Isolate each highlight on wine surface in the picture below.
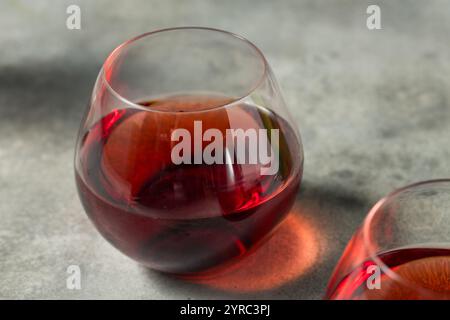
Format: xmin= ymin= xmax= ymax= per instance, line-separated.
xmin=74 ymin=27 xmax=304 ymax=276
xmin=326 ymin=180 xmax=450 ymax=300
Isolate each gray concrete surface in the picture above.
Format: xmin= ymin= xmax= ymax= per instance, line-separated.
xmin=1 ymin=0 xmax=449 ymax=299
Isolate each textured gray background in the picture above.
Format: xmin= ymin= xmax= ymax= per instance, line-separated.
xmin=1 ymin=0 xmax=449 ymax=299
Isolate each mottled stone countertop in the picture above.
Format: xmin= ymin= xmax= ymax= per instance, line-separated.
xmin=1 ymin=0 xmax=449 ymax=299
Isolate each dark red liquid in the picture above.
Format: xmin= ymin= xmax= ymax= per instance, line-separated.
xmin=327 ymin=247 xmax=450 ymax=299
xmin=75 ymin=96 xmax=302 ymax=276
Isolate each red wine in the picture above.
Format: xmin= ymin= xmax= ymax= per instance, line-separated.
xmin=327 ymin=247 xmax=450 ymax=299
xmin=75 ymin=95 xmax=302 ymax=275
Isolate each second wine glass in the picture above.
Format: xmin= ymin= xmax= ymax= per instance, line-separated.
xmin=326 ymin=180 xmax=450 ymax=299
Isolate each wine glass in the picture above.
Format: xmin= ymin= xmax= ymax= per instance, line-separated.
xmin=74 ymin=27 xmax=303 ymax=277
xmin=326 ymin=179 xmax=450 ymax=299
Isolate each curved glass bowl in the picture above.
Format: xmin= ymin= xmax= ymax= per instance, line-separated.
xmin=74 ymin=27 xmax=304 ymax=276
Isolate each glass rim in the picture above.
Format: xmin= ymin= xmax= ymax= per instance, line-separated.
xmin=362 ymin=178 xmax=450 ymax=295
xmin=101 ymin=26 xmax=269 ymax=114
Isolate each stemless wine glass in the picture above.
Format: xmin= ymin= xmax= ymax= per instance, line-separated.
xmin=326 ymin=179 xmax=450 ymax=299
xmin=74 ymin=27 xmax=303 ymax=276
